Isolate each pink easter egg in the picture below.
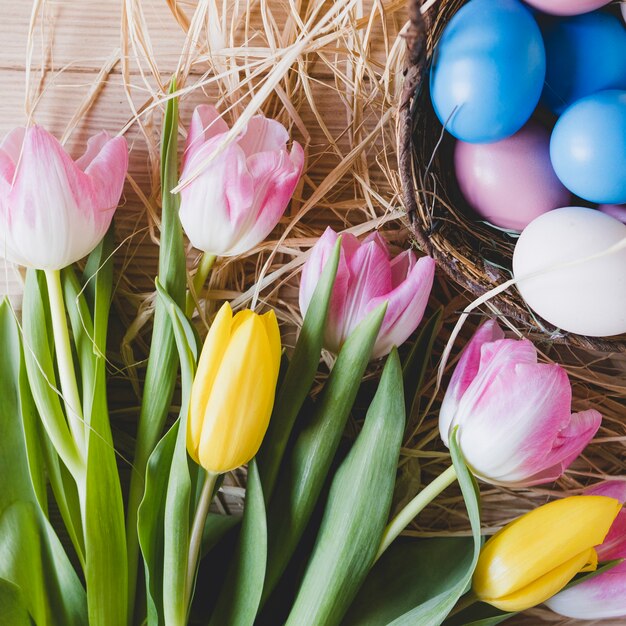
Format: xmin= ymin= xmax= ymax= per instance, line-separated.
xmin=598 ymin=204 xmax=626 ymax=223
xmin=454 ymin=120 xmax=571 ymax=232
xmin=523 ymin=0 xmax=612 ymax=16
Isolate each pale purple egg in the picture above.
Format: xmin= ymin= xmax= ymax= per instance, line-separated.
xmin=454 ymin=120 xmax=571 ymax=232
xmin=598 ymin=204 xmax=626 ymax=223
xmin=523 ymin=0 xmax=612 ymax=16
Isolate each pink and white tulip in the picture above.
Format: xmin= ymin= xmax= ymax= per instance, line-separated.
xmin=179 ymin=105 xmax=304 ymax=257
xmin=439 ymin=320 xmax=601 ymax=486
xmin=299 ymin=227 xmax=436 ymax=359
xmin=546 ymin=480 xmax=626 ymax=620
xmin=0 ymin=126 xmax=128 ymax=270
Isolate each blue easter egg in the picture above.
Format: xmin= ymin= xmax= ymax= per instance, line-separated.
xmin=430 ymin=0 xmax=546 ymax=143
xmin=541 ymin=11 xmax=626 ymax=114
xmin=550 ymin=90 xmax=626 ymax=204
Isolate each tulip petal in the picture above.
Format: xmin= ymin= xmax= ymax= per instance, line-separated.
xmin=75 ymin=130 xmax=112 ymax=170
xmin=299 ymin=227 xmax=340 ymax=315
xmin=0 ymin=127 xmax=24 ymax=191
xmin=486 ymin=548 xmax=596 ymax=612
xmin=338 ymin=238 xmax=392 ymax=341
xmin=545 ymin=559 xmax=626 ymax=619
xmin=473 ymin=496 xmax=621 ymax=601
xmin=198 ymin=314 xmax=278 ymax=473
xmin=236 ymin=115 xmax=289 ymax=157
xmin=0 ymin=126 xmax=127 ymax=269
xmin=0 ymin=126 xmax=26 ymax=162
xmin=185 ymin=105 xmax=229 ymax=162
xmin=459 ymin=358 xmax=574 ymax=485
xmin=80 ymin=135 xmax=129 ymax=216
xmin=224 ymin=142 xmax=303 ymax=256
xmin=389 ymin=249 xmax=416 ymax=287
xmin=369 ymin=255 xmax=435 ymax=359
xmin=585 ymin=480 xmax=626 ymax=504
xmin=439 ymin=320 xmax=505 ymax=446
xmin=260 ymin=309 xmax=282 ymax=377
xmin=179 ymin=135 xmax=254 ymax=256
xmin=188 ymin=303 xmax=233 ymax=462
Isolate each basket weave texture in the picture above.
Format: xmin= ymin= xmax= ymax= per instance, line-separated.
xmin=398 ymin=0 xmax=626 ymax=353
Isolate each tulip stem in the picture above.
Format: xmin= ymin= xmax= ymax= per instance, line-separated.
xmin=185 ymin=469 xmax=219 ymax=611
xmin=45 ymin=269 xmax=86 ymax=456
xmin=185 ymin=253 xmax=216 ymax=318
xmin=375 ymin=464 xmax=458 ymax=561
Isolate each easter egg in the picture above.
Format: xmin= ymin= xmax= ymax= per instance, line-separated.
xmin=454 ymin=121 xmax=570 ymax=231
xmin=540 ymin=11 xmax=626 ymax=114
xmin=598 ymin=204 xmax=626 ymax=223
xmin=430 ymin=0 xmax=546 ymax=143
xmin=550 ymin=90 xmax=626 ymax=204
xmin=523 ymin=0 xmax=613 ymax=15
xmin=513 ymin=207 xmax=626 ymax=336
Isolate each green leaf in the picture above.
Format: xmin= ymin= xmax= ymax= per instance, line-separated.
xmin=0 ymin=300 xmax=87 ymax=626
xmin=209 ymin=460 xmax=267 ymax=626
xmin=77 ymin=237 xmax=128 ymax=626
xmin=202 ymin=513 xmax=241 ymax=557
xmin=156 ymin=281 xmax=198 ymax=626
xmin=257 ymin=238 xmax=341 ymax=501
xmin=0 ymin=578 xmax=31 ymax=626
xmin=127 ymin=80 xmax=187 ymax=623
xmin=22 ymin=271 xmax=83 ymax=478
xmin=138 ymin=420 xmax=180 ymax=626
xmin=285 ymin=348 xmax=406 ymax=626
xmin=388 ymin=428 xmax=482 ymax=626
xmin=263 ymin=303 xmax=387 ymax=604
xmin=344 ymin=537 xmax=475 ymax=626
xmin=402 ymin=306 xmax=443 ymax=421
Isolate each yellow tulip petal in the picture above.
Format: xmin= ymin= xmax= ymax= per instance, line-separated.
xmin=230 ymin=309 xmax=255 ymax=333
xmin=483 ymin=548 xmax=596 ymax=612
xmin=260 ymin=308 xmax=281 ymax=377
xmin=187 ymin=302 xmax=233 ymax=461
xmin=198 ymin=313 xmax=277 ymax=473
xmin=473 ymin=496 xmax=621 ymax=599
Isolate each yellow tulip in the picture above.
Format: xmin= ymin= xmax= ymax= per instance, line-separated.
xmin=187 ymin=302 xmax=281 ymax=473
xmin=473 ymin=495 xmax=621 ymax=612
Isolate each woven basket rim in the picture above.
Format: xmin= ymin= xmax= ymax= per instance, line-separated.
xmin=397 ymin=0 xmax=625 ymax=353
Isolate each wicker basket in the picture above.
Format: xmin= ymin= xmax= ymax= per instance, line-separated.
xmin=398 ymin=0 xmax=626 ymax=353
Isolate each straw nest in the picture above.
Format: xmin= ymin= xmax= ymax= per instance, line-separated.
xmin=398 ymin=0 xmax=626 ymax=354
xmin=7 ymin=0 xmax=626 ymax=623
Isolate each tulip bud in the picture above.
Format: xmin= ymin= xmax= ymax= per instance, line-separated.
xmin=187 ymin=302 xmax=281 ymax=473
xmin=473 ymin=495 xmax=622 ymax=612
xmin=439 ymin=320 xmax=601 ymax=487
xmin=545 ymin=481 xmax=626 ymax=620
xmin=179 ymin=105 xmax=304 ymax=257
xmin=299 ymin=227 xmax=435 ymax=359
xmin=0 ymin=126 xmax=128 ymax=270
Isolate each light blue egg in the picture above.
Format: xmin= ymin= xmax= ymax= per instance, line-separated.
xmin=430 ymin=0 xmax=546 ymax=143
xmin=541 ymin=11 xmax=626 ymax=114
xmin=550 ymin=90 xmax=626 ymax=204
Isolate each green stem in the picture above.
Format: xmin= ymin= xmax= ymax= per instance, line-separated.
xmin=376 ymin=464 xmax=457 ymax=561
xmin=45 ymin=269 xmax=86 ymax=456
xmin=185 ymin=253 xmax=216 ymax=318
xmin=185 ymin=470 xmax=218 ymax=612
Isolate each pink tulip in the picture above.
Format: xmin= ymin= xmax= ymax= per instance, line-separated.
xmin=179 ymin=105 xmax=304 ymax=257
xmin=0 ymin=126 xmax=128 ymax=270
xmin=546 ymin=480 xmax=626 ymax=620
xmin=299 ymin=227 xmax=435 ymax=359
xmin=439 ymin=320 xmax=601 ymax=486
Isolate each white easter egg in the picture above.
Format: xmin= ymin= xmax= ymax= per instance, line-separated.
xmin=512 ymin=206 xmax=626 ymax=336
